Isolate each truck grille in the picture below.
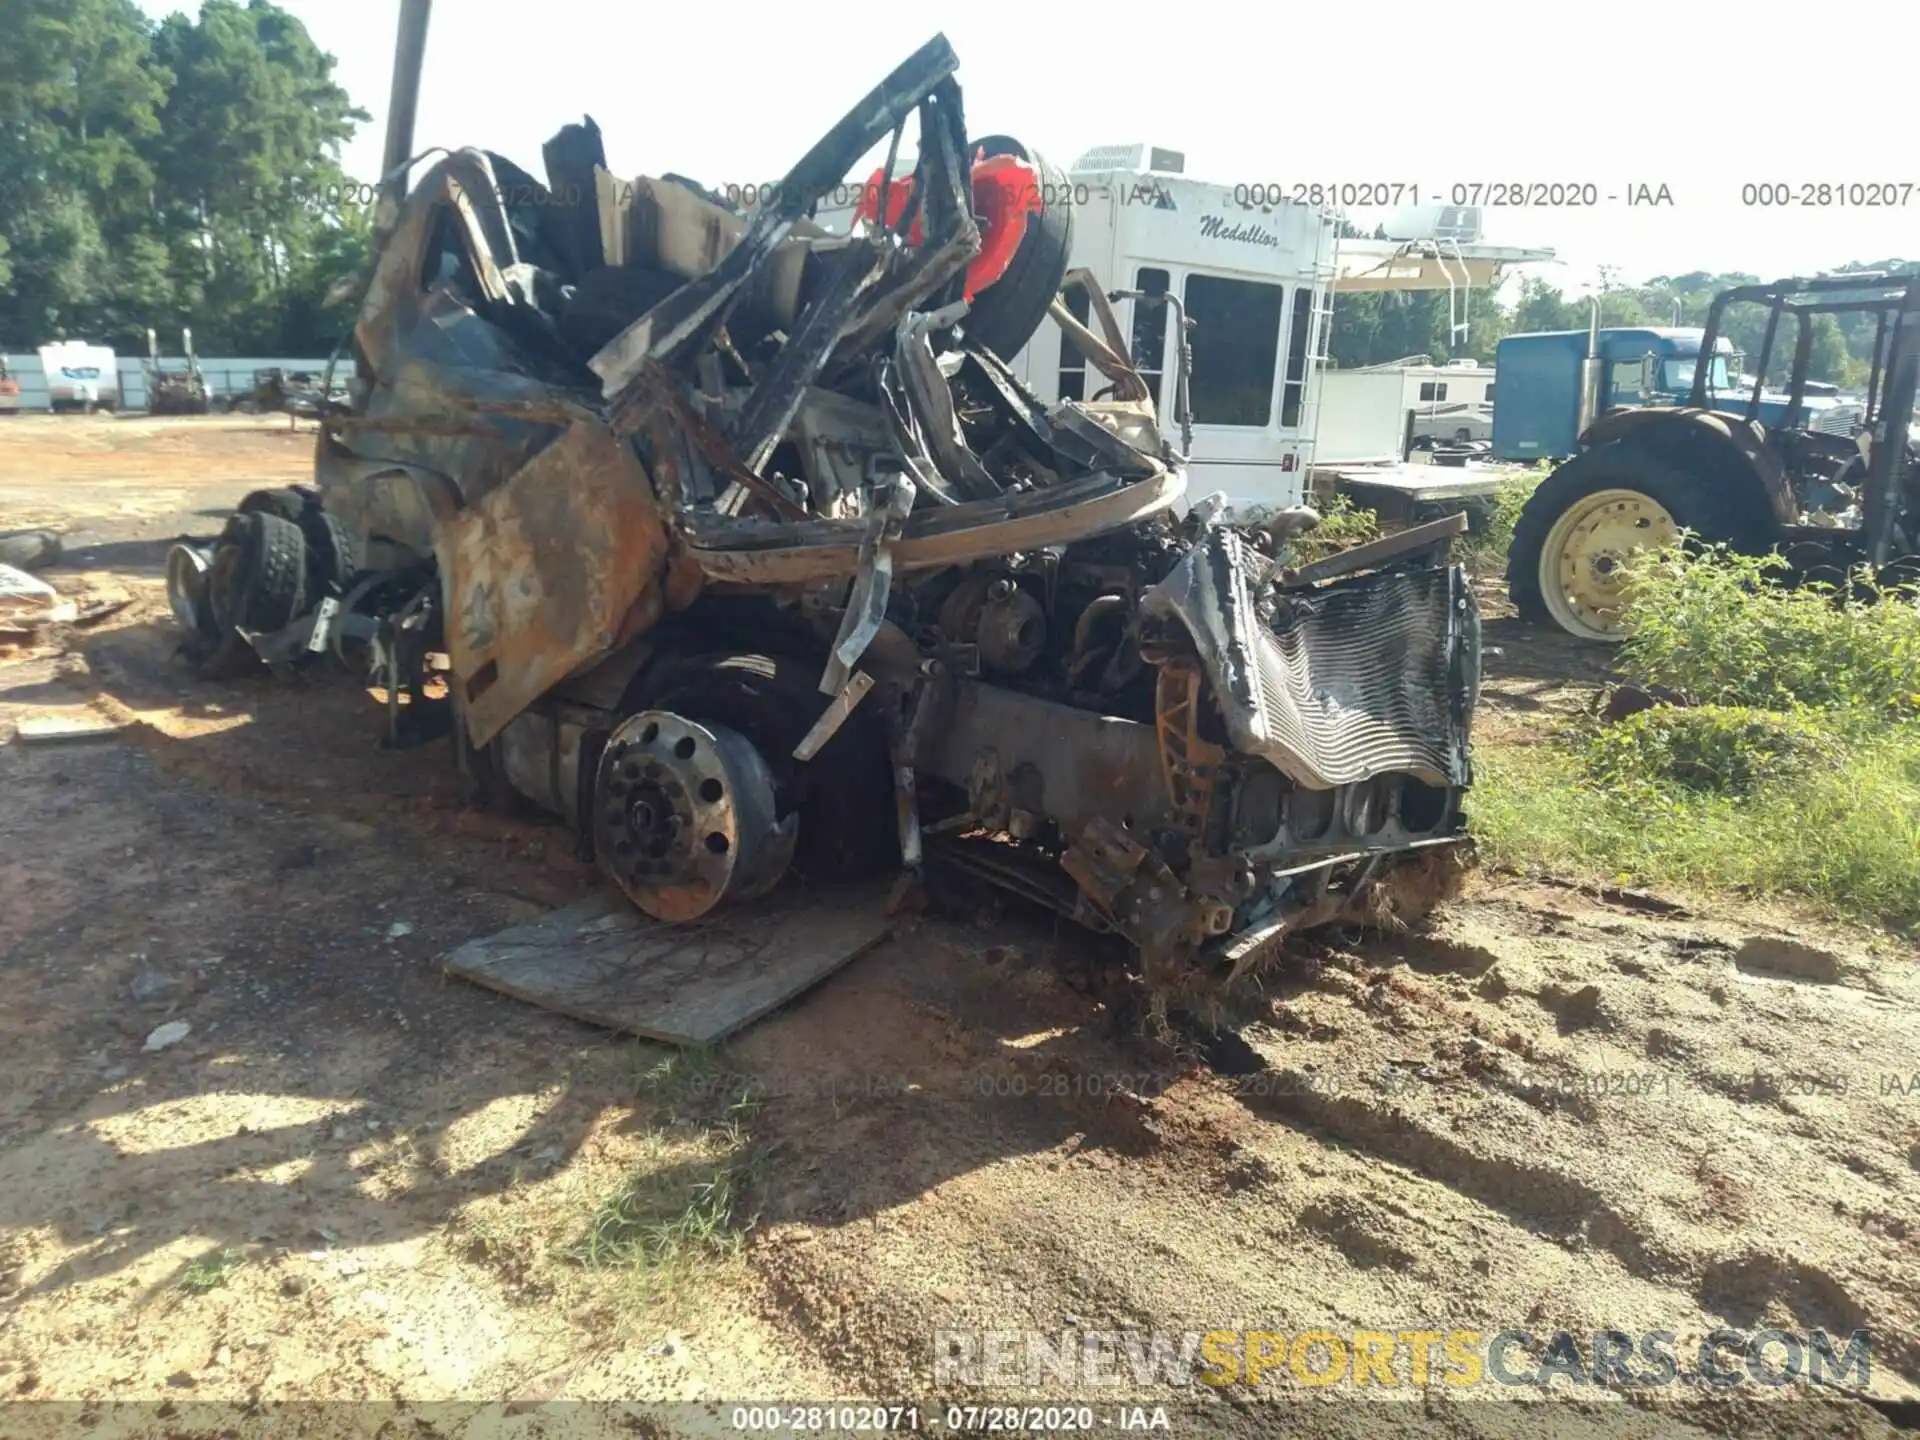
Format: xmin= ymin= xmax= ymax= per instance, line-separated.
xmin=1145 ymin=528 xmax=1478 ymax=790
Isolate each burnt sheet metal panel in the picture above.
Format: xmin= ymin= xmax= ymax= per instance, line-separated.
xmin=1144 ymin=527 xmax=1477 ymax=790
xmin=921 ymin=679 xmax=1171 ymax=839
xmin=441 ymin=418 xmax=673 ymax=748
xmin=680 ymin=462 xmax=1185 ymax=585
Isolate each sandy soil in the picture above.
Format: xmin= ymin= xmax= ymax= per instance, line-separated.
xmin=2 ymin=416 xmax=1917 ymax=1436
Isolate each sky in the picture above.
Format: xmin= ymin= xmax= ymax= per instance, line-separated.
xmin=139 ymin=0 xmax=1916 ymax=295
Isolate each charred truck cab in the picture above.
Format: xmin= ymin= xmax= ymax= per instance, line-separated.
xmin=167 ymin=16 xmax=1481 ymax=1004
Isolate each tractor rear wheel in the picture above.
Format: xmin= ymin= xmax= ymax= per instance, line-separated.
xmin=1507 ymin=445 xmax=1755 ymax=641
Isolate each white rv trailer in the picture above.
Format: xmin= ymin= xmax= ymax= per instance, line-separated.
xmin=1392 ymin=357 xmax=1497 ymax=444
xmin=36 ymin=341 xmax=120 ymax=412
xmin=1313 ymin=357 xmax=1498 ymax=463
xmin=815 ymin=143 xmax=1549 ymax=514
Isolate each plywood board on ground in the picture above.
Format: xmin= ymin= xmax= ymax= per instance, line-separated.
xmin=443 ymin=885 xmax=891 ymax=1046
xmin=14 ymin=711 xmax=126 ymax=744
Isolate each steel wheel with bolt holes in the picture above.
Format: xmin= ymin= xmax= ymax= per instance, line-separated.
xmin=593 ymin=710 xmax=797 ymax=923
xmin=1537 ymin=487 xmax=1677 ymax=640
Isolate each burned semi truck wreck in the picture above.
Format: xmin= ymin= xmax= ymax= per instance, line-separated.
xmin=167 ymin=34 xmax=1480 ymax=996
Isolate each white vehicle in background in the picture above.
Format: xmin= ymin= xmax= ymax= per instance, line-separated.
xmin=1316 ymin=357 xmax=1496 ymax=459
xmin=37 ymin=342 xmax=120 ymax=412
xmin=1401 ymin=358 xmax=1497 ymax=446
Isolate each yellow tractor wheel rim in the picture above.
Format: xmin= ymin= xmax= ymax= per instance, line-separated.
xmin=1538 ymin=488 xmax=1678 ymax=641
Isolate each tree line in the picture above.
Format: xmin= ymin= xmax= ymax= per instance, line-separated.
xmin=0 ymin=0 xmax=368 ymax=358
xmin=1329 ymin=247 xmax=1910 ymax=390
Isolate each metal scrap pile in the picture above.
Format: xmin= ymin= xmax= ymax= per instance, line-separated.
xmin=172 ymin=31 xmax=1481 ymax=1001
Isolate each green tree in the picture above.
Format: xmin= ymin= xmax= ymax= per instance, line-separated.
xmin=1511 ymin=276 xmax=1585 ymax=334
xmin=0 ymin=0 xmax=170 ymax=339
xmin=146 ymin=0 xmax=367 ymax=352
xmin=0 ymin=0 xmax=367 ymax=354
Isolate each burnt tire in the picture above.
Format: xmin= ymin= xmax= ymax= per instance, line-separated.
xmin=211 ymin=509 xmax=309 ymax=633
xmin=187 ymin=541 xmax=263 ymax=679
xmin=237 ymin=486 xmax=316 ymax=523
xmin=632 ymin=652 xmax=897 ymax=883
xmin=963 ymin=135 xmax=1075 ymax=363
xmin=302 ymin=510 xmax=362 ymax=590
xmin=1506 ymin=443 xmax=1761 ymax=640
xmin=185 ymin=626 xmax=264 ymax=680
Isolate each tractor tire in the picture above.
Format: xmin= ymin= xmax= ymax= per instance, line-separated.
xmin=632 ymin=651 xmax=897 ymax=884
xmin=1507 ymin=444 xmax=1761 ymax=641
xmin=962 ymin=136 xmax=1075 ymax=364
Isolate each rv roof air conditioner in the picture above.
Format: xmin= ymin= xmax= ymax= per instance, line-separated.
xmin=1070 ymin=144 xmax=1185 ymax=175
xmin=1379 ymin=204 xmax=1484 ymax=246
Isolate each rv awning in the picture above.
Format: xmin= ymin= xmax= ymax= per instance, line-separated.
xmin=1333 ymin=240 xmax=1555 ymax=293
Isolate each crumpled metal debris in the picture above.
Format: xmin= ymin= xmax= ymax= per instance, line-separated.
xmin=281 ymin=30 xmax=1482 ymax=996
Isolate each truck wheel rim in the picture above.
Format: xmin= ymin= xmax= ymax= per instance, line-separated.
xmin=1539 ymin=487 xmax=1677 ymax=640
xmin=593 ymin=710 xmax=796 ymax=922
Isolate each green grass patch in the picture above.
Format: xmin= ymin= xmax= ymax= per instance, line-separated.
xmin=1473 ymin=726 xmax=1920 ymax=924
xmin=561 ymin=1046 xmax=764 ymax=1280
xmin=177 ymin=1247 xmax=248 ymax=1293
xmin=1472 ymin=545 xmax=1920 ymax=928
xmin=563 ymin=1123 xmax=760 ymax=1273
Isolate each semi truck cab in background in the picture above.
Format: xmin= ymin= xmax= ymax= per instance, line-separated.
xmin=1492 ymin=328 xmax=1736 ymax=461
xmin=1492 ymin=326 xmax=1851 ymax=462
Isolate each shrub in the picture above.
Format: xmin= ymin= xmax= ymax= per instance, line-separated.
xmin=1470 ymin=545 xmax=1920 ymax=927
xmin=1459 ymin=467 xmax=1543 ymax=571
xmin=1291 ymin=491 xmax=1380 ymax=561
xmin=1615 ymin=545 xmax=1920 ymax=717
xmin=1583 ymin=703 xmax=1842 ymax=796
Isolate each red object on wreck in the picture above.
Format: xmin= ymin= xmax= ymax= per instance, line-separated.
xmin=854 ymin=151 xmax=1043 ymax=301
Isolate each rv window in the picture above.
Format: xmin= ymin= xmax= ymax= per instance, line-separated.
xmin=1131 ymin=268 xmax=1170 ymax=408
xmin=1419 ymin=381 xmax=1449 ymax=402
xmin=1280 ymin=285 xmax=1312 ymax=428
xmin=1484 ymin=382 xmax=1495 ymax=402
xmin=1186 ymin=274 xmax=1283 ymax=426
xmin=1057 ymin=283 xmax=1093 ymax=403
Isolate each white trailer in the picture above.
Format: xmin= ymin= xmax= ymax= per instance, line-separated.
xmin=1313 ymin=358 xmax=1496 ymax=460
xmin=1397 ymin=358 xmax=1496 ymax=445
xmin=37 ymin=342 xmax=120 ymax=412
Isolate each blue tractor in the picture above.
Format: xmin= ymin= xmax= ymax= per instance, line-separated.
xmin=1499 ymin=274 xmax=1920 ymax=640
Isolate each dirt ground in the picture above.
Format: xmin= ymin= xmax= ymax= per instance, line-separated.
xmin=3 ymin=415 xmax=1918 ymax=1437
